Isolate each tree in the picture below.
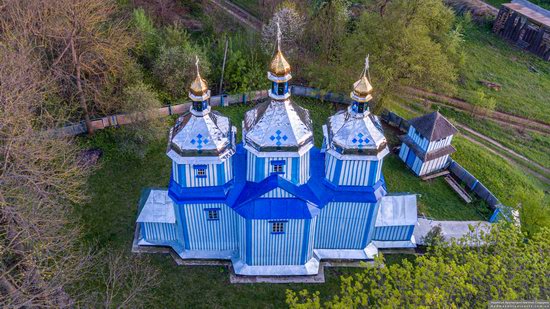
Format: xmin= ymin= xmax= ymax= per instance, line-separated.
xmin=471 ymin=89 xmax=497 ymax=117
xmin=261 ymin=2 xmax=306 ymax=55
xmin=0 ymin=40 xmax=92 ymax=308
xmin=287 ymin=224 xmax=550 ymax=308
xmin=152 ymin=26 xmax=210 ymax=99
xmin=1 ymin=0 xmax=134 ymax=134
xmin=115 ymin=82 xmax=167 ymax=157
xmin=305 ymin=0 xmax=462 ymax=112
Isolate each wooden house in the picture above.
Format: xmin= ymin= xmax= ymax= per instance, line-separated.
xmin=493 ymin=0 xmax=550 ymax=60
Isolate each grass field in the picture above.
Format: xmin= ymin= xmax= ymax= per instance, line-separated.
xmin=458 ymin=25 xmax=550 ymax=123
xmin=387 ymin=97 xmax=548 ymax=206
xmin=76 ymin=98 xmax=493 ymax=307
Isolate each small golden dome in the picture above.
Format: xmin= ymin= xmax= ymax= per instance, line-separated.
xmin=270 ymin=50 xmax=291 ymax=77
xmin=352 ymin=76 xmax=373 ymax=97
xmin=190 ymin=74 xmax=208 ymax=96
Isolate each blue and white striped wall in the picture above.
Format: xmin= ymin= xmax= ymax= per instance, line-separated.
xmin=171 ymin=157 xmax=233 ymax=187
xmin=177 ymin=202 xmax=239 ymax=251
xmin=406 ymin=126 xmax=453 ymax=153
xmin=246 ymin=150 xmax=310 ymax=185
xmin=325 ymin=152 xmax=383 ymax=186
xmin=315 ymin=202 xmax=378 ymax=249
xmin=373 ymin=225 xmax=414 ymax=241
xmin=399 ymin=143 xmax=450 ymax=176
xmin=141 ymin=222 xmax=179 ymax=243
xmin=237 ymin=217 xmax=316 ymax=266
xmin=260 ymin=187 xmax=295 ymax=198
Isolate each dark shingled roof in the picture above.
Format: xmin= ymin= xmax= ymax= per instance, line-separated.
xmin=408 ymin=112 xmax=458 ymax=142
xmin=399 ymin=135 xmax=456 ymax=161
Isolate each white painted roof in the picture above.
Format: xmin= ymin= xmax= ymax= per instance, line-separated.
xmin=136 ymin=190 xmax=176 ymax=223
xmin=244 ymin=99 xmax=313 ymax=151
xmin=375 ymin=194 xmax=417 ymax=227
xmin=327 ymin=107 xmax=387 ymax=153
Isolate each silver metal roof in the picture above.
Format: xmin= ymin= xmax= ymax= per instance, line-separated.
xmin=243 ymin=99 xmax=313 ymax=152
xmin=326 ymin=107 xmax=388 ymax=155
xmin=136 ymin=190 xmax=176 ymax=223
xmin=375 ymin=194 xmax=417 ymax=227
xmin=169 ymin=107 xmax=235 ymax=158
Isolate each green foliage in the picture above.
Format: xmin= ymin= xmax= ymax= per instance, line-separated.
xmin=307 ymin=0 xmax=462 ymax=111
xmin=471 ymin=89 xmax=497 ymax=116
xmin=151 ymin=29 xmax=210 ymax=99
xmin=115 ymin=82 xmax=166 ymax=158
xmin=207 ymin=33 xmax=269 ymax=94
xmin=132 ymin=8 xmax=159 ymax=63
xmin=287 ymin=224 xmax=550 ymax=307
xmin=510 ymin=189 xmax=550 ymax=237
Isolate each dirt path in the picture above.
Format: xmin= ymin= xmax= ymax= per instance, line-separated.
xmin=456 ymin=124 xmax=550 ymax=175
xmin=207 ymin=0 xmax=262 ymax=31
xmin=403 ymin=87 xmax=550 ymax=135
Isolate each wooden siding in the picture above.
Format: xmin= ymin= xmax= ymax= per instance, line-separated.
xmin=246 ymin=151 xmax=310 ymax=185
xmin=315 ymin=202 xmax=378 ymax=249
xmin=373 ymin=225 xmax=414 ymax=241
xmin=178 ymin=203 xmax=238 ymax=251
xmin=172 ymin=157 xmax=233 ymax=187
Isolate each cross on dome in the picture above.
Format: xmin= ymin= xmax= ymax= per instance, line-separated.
xmin=351 ymin=54 xmax=374 ymax=102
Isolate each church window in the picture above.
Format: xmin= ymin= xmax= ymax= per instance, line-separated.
xmin=206 ymin=209 xmax=220 ymax=220
xmin=194 ymin=164 xmax=207 ymax=178
xmin=271 ymin=160 xmax=285 ymax=174
xmin=271 ymin=222 xmax=285 ymax=234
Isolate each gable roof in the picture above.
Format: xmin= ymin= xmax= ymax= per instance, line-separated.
xmin=408 ymin=112 xmax=458 ymax=141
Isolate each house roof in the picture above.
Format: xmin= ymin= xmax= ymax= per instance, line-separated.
xmin=504 ymin=0 xmax=550 ymax=28
xmin=375 ymin=194 xmax=417 ymax=227
xmin=408 ymin=111 xmax=458 ymax=141
xmin=137 ymin=189 xmax=176 ymax=223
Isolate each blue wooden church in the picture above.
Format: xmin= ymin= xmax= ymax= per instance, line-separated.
xmin=135 ymin=41 xmax=418 ymax=276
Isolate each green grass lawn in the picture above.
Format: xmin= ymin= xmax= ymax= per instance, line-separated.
xmin=76 ymin=98 xmax=492 ymax=307
xmin=439 ymin=106 xmax=550 ymax=172
xmin=458 ymin=25 xmax=550 ymax=123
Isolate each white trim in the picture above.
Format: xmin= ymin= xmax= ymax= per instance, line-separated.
xmin=326 ymin=147 xmax=389 ymax=161
xmin=166 ymin=149 xmax=234 ymax=165
xmin=232 ymin=257 xmax=320 ymax=276
xmin=315 ymin=243 xmax=378 ymax=260
xmin=189 ymin=90 xmax=211 ymax=102
xmin=189 ymin=105 xmax=211 ymax=117
xmin=244 ymin=142 xmax=313 ymax=157
xmin=267 ymin=71 xmax=292 ymax=83
xmin=372 ymin=236 xmax=416 ymax=249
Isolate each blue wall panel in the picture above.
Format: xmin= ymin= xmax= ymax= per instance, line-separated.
xmin=249 ymin=219 xmax=313 ymax=266
xmin=373 ymin=225 xmax=414 ymax=241
xmin=315 ymin=202 xmax=377 ymax=249
xmin=181 ymin=203 xmax=238 ymax=251
xmin=142 ymin=222 xmax=178 ymax=242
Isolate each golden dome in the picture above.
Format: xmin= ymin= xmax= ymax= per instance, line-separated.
xmin=190 ymin=74 xmax=208 ymax=96
xmin=352 ymin=76 xmax=373 ymax=97
xmin=270 ymin=50 xmax=291 ymax=77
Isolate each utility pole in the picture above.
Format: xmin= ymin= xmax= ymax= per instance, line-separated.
xmin=219 ymin=38 xmax=229 ymax=97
